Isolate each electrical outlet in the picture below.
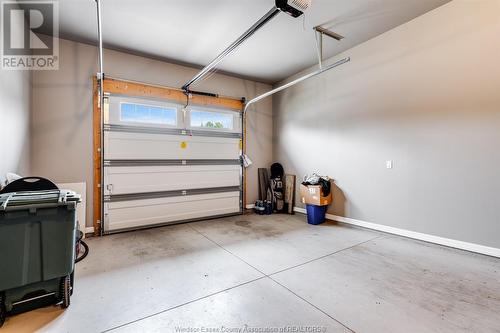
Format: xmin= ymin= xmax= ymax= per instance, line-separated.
xmin=386 ymin=160 xmax=393 ymax=169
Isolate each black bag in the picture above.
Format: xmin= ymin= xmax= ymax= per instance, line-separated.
xmin=270 ymin=163 xmax=285 ymax=213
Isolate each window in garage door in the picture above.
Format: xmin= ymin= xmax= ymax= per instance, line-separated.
xmin=120 ymin=102 xmax=177 ymax=126
xmin=101 ymin=94 xmax=243 ymax=233
xmin=190 ymin=109 xmax=235 ymax=130
xmin=106 ymin=97 xmax=182 ymax=128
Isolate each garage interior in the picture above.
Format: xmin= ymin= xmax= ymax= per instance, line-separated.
xmin=1 ymin=0 xmax=500 ymax=332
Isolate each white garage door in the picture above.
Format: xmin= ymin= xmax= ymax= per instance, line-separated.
xmin=102 ymin=95 xmax=242 ymax=233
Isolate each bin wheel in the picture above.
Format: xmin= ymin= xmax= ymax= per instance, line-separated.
xmin=60 ymin=275 xmax=71 ymax=309
xmin=0 ymin=292 xmax=6 ymax=327
xmin=70 ymin=271 xmax=74 ymax=296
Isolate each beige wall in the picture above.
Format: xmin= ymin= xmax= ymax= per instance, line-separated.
xmin=31 ymin=38 xmax=273 ymax=228
xmin=0 ymin=69 xmax=31 ymax=185
xmin=273 ymin=0 xmax=500 ymax=248
xmin=0 ymin=8 xmax=31 ymax=186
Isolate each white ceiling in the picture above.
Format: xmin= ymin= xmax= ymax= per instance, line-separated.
xmin=45 ymin=0 xmax=451 ymax=84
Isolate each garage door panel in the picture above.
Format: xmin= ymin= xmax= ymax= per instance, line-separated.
xmin=104 ymin=132 xmax=240 ymax=160
xmin=102 ymin=95 xmax=243 ymax=233
xmin=105 ymin=165 xmax=241 ymax=195
xmin=104 ymin=192 xmax=240 ymax=232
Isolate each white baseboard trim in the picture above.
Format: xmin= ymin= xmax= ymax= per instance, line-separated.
xmin=294 ymin=207 xmax=500 ymax=258
xmin=246 ymin=204 xmax=255 ymax=209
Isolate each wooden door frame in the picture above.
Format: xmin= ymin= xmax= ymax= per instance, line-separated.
xmin=93 ymin=76 xmax=245 ymax=236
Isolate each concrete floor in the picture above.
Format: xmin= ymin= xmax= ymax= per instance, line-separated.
xmin=2 ymin=213 xmax=500 ymax=333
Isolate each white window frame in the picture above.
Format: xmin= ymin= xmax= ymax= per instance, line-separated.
xmin=187 ymin=106 xmax=241 ymax=133
xmin=106 ymin=96 xmax=182 ymax=129
xmin=119 ymin=102 xmax=178 ymax=126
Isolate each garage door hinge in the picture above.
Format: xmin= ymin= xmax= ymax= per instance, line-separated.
xmin=181 ymin=190 xmax=187 ymax=196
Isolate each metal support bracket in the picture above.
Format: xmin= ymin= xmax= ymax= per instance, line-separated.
xmin=313 ymin=26 xmax=344 ymax=69
xmin=314 ymin=25 xmax=345 ymax=41
xmin=315 ymin=30 xmax=323 ymax=69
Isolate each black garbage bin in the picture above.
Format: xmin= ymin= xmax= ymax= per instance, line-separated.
xmin=0 ymin=189 xmax=81 ymax=326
